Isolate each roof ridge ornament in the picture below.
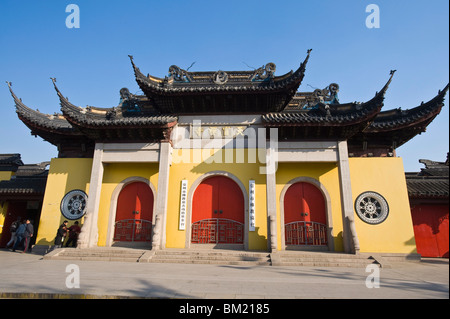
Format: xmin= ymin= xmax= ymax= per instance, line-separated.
xmin=50 ymin=77 xmax=69 ymax=102
xmin=250 ymin=62 xmax=276 ymax=82
xmin=213 ymin=70 xmax=229 ymax=85
xmin=168 ymin=65 xmax=192 ymax=83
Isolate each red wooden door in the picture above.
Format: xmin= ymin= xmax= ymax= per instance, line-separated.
xmin=284 ymin=182 xmax=327 ymax=246
xmin=192 ymin=176 xmax=244 ymax=244
xmin=411 ymin=204 xmax=449 ymax=258
xmin=114 ymin=182 xmax=153 ymax=242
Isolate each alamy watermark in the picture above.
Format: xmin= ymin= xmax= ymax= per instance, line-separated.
xmin=365 ymin=264 xmax=380 ymax=288
xmin=65 ymin=4 xmax=80 ymax=29
xmin=173 ymin=120 xmax=279 ymax=174
xmin=65 ymin=264 xmax=80 ymax=289
xmin=366 ymin=4 xmax=380 ymax=29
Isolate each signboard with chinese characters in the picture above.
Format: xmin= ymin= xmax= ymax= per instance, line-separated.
xmin=190 ymin=124 xmax=248 ymax=139
xmin=249 ymin=180 xmax=256 ymax=231
xmin=179 ymin=180 xmax=188 ymax=230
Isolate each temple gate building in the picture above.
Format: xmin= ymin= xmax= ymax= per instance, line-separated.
xmin=3 ymin=51 xmax=448 ymax=257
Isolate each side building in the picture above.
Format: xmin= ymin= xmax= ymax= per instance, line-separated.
xmin=0 ymin=154 xmax=48 ymax=247
xmin=406 ymin=155 xmax=449 ymax=258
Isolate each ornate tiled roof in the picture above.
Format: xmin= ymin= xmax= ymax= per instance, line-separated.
xmin=6 ymin=55 xmax=447 ymax=153
xmin=348 ymin=83 xmax=449 ymax=153
xmin=7 ymin=81 xmax=76 ymax=133
xmin=366 ymin=84 xmax=448 ymax=132
xmin=130 ymin=50 xmax=311 ymax=113
xmin=52 ymin=78 xmax=177 ymax=127
xmin=6 ymin=82 xmax=95 ymax=157
xmin=262 ymin=71 xmax=394 ymax=126
xmin=51 ymin=78 xmax=177 ymax=142
xmin=260 ymin=71 xmax=394 ymax=139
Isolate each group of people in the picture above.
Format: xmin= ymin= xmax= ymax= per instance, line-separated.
xmin=6 ymin=218 xmax=34 ymax=253
xmin=53 ymin=220 xmax=81 ymax=249
xmin=6 ymin=218 xmax=81 ymax=252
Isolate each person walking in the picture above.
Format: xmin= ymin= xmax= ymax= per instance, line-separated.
xmin=22 ymin=219 xmax=34 ymax=253
xmin=12 ymin=220 xmax=26 ymax=252
xmin=6 ymin=217 xmax=21 ymax=248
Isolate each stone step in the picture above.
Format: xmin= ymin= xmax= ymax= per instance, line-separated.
xmin=271 ymin=251 xmax=382 ymax=267
xmin=58 ymin=251 xmax=145 ymax=257
xmin=43 ymin=247 xmax=384 ymax=268
xmin=151 ymin=254 xmax=268 ymax=261
xmin=147 ymin=258 xmax=271 ymax=266
xmin=156 ymin=249 xmax=269 ymax=256
xmin=43 ymin=248 xmax=146 ymax=262
xmin=146 ymin=249 xmax=271 ymax=265
xmin=276 ymin=251 xmax=372 ymax=259
xmin=278 ymin=256 xmax=374 ymax=263
xmin=276 ymin=261 xmax=379 ymax=268
xmin=49 ymin=255 xmax=142 ymax=262
xmin=154 ymin=250 xmax=269 ymax=258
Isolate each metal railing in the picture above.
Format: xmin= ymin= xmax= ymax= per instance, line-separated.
xmin=285 ymin=221 xmax=327 ymax=246
xmin=191 ymin=218 xmax=244 ymax=244
xmin=114 ymin=219 xmax=152 ymax=242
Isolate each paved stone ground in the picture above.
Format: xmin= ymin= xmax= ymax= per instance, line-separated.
xmin=0 ymin=249 xmax=448 ymax=300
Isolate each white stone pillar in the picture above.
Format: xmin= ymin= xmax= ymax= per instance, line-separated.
xmin=265 ymin=135 xmax=278 ymax=252
xmin=77 ymin=143 xmax=104 ymax=248
xmin=337 ymin=140 xmax=360 ymax=254
xmin=154 ymin=142 xmax=172 ymax=250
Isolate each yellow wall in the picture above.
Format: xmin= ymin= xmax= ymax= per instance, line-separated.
xmin=35 ymin=158 xmax=92 ymax=246
xmin=349 ymin=157 xmax=417 ymax=254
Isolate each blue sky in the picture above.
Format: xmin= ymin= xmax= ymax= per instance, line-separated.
xmin=0 ymin=0 xmax=448 ymax=171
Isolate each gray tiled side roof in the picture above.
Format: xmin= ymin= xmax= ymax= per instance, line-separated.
xmin=406 ymin=155 xmax=449 ymax=198
xmin=406 ymin=177 xmax=449 ymax=198
xmin=0 ymin=177 xmax=47 ymax=195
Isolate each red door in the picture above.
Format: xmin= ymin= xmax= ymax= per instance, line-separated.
xmin=114 ymin=182 xmax=154 ymax=242
xmin=191 ymin=176 xmax=244 ymax=244
xmin=284 ymin=182 xmax=327 ymax=246
xmin=411 ymin=204 xmax=449 ymax=258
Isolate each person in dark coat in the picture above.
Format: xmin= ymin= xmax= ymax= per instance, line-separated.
xmin=65 ymin=221 xmax=81 ymax=248
xmin=22 ymin=219 xmax=34 ymax=253
xmin=54 ymin=220 xmax=69 ymax=249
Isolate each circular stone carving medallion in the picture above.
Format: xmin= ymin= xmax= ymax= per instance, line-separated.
xmin=60 ymin=190 xmax=88 ymax=220
xmin=213 ymin=70 xmax=229 ymax=85
xmin=354 ymin=192 xmax=389 ymax=225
